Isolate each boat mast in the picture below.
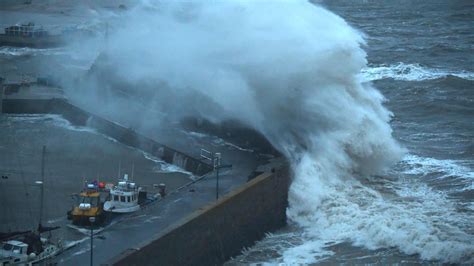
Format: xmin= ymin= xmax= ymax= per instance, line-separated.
xmin=118 ymin=160 xmax=121 ymax=178
xmin=38 ymin=145 xmax=45 ymax=232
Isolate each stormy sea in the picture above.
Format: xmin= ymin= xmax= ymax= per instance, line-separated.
xmin=1 ymin=0 xmax=473 ymax=264
xmin=228 ymin=1 xmax=474 ymax=264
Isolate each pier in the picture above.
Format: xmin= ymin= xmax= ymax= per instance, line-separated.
xmin=0 ymin=83 xmax=289 ymax=265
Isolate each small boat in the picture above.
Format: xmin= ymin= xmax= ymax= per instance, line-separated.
xmin=67 ymin=181 xmax=107 ymax=225
xmin=103 ymin=174 xmax=145 ymax=213
xmin=0 ymin=234 xmax=61 ymax=265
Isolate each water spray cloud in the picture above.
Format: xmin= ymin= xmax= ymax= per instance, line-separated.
xmin=66 ymin=0 xmax=474 ymax=263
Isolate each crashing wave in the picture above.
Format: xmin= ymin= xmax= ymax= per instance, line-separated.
xmin=0 ymin=46 xmax=68 ymax=56
xmin=361 ymin=63 xmax=474 ymax=81
xmin=66 ymin=0 xmax=474 ymax=263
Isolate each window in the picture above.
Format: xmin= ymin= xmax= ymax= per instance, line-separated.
xmin=13 ymin=246 xmax=21 ymax=254
xmin=120 ymin=196 xmax=125 ymax=202
xmin=114 ymin=195 xmax=119 ymax=201
xmin=127 ymin=196 xmax=130 ymax=202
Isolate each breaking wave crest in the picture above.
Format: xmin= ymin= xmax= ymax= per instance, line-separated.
xmin=0 ymin=46 xmax=68 ymax=56
xmin=286 ymin=155 xmax=473 ymax=263
xmin=71 ymin=0 xmax=473 ymax=263
xmin=361 ymin=63 xmax=474 ymax=81
xmin=402 ymin=154 xmax=474 ymax=180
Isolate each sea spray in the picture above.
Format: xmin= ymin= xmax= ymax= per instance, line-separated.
xmin=66 ymin=0 xmax=474 ymax=263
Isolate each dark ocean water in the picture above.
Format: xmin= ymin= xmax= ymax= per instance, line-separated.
xmin=228 ymin=0 xmax=474 ymax=264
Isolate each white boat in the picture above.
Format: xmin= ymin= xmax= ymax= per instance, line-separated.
xmin=103 ymin=174 xmax=142 ymax=213
xmin=0 ymin=237 xmax=61 ymax=266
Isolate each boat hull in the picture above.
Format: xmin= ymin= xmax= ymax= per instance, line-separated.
xmin=103 ymin=201 xmax=140 ymax=213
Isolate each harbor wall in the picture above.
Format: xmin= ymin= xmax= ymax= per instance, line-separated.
xmin=1 ymin=98 xmax=213 ymax=175
xmin=111 ymin=166 xmax=290 ymax=266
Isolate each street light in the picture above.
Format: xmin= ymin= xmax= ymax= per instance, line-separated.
xmin=35 ymin=180 xmax=44 ymax=232
xmin=89 ymin=216 xmax=96 ymax=266
xmin=214 ymin=153 xmax=221 ymax=200
xmin=201 ymin=149 xmax=220 ymax=200
xmin=200 ymin=149 xmax=231 ymax=201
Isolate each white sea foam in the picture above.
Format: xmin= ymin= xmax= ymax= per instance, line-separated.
xmin=9 ymin=114 xmax=95 ymax=135
xmin=401 ymin=154 xmax=474 ymax=179
xmin=0 ymin=46 xmax=68 ymax=56
xmin=54 ymin=116 xmax=193 ymax=176
xmin=7 ymin=114 xmax=59 ymax=122
xmin=46 ymin=216 xmax=65 ymax=224
xmin=401 ymin=154 xmax=474 ymax=191
xmin=71 ymin=247 xmax=89 ymax=256
xmin=184 ymin=130 xmax=254 ymax=152
xmin=10 ymin=114 xmax=193 ymax=177
xmin=63 ymin=237 xmax=88 ymax=250
xmin=141 ymin=152 xmax=163 ymax=164
xmin=151 ymin=160 xmax=193 ymax=176
xmin=361 ymin=63 xmax=474 ymax=81
xmin=68 ymin=0 xmax=473 ymax=263
xmin=157 ymin=163 xmax=193 ymax=176
xmin=48 ymin=115 xmax=97 ymax=134
xmin=184 ymin=131 xmax=209 ymax=139
xmin=286 ymin=155 xmax=474 ymax=263
xmin=143 ymin=152 xmax=193 ymax=176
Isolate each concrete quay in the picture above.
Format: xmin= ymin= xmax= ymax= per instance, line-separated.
xmin=1 ymin=85 xmax=289 ymax=265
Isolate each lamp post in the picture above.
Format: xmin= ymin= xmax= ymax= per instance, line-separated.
xmin=34 ymin=180 xmax=43 ymax=232
xmin=214 ymin=153 xmax=221 ymax=200
xmin=200 ymin=149 xmax=231 ymax=201
xmin=36 ymin=145 xmax=46 ymax=232
xmin=201 ymin=149 xmax=220 ymax=200
xmin=89 ymin=216 xmax=96 ymax=266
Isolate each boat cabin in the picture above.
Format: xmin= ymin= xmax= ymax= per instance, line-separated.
xmin=103 ymin=175 xmax=141 ymax=213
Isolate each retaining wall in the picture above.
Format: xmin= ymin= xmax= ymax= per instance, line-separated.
xmin=1 ymin=98 xmax=212 ymax=175
xmin=111 ymin=166 xmax=290 ymax=266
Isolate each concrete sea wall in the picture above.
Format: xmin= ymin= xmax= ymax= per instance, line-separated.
xmin=111 ymin=166 xmax=290 ymax=266
xmin=3 ymin=97 xmax=292 ymax=265
xmin=1 ymin=98 xmax=213 ymax=175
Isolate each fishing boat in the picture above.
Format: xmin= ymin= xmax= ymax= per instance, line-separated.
xmin=67 ymin=181 xmax=107 ymax=225
xmin=103 ymin=174 xmax=145 ymax=213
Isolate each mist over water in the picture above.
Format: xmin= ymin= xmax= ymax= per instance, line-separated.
xmin=62 ymin=0 xmax=473 ymax=263
xmin=92 ymin=0 xmax=403 ymax=165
